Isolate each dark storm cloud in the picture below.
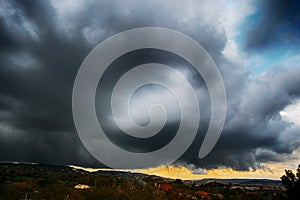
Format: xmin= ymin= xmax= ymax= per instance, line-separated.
xmin=0 ymin=0 xmax=225 ymax=167
xmin=0 ymin=1 xmax=83 ymax=132
xmin=177 ymin=64 xmax=300 ymax=171
xmin=0 ymin=0 xmax=299 ymax=170
xmin=219 ymin=67 xmax=300 ymax=169
xmin=0 ymin=0 xmax=96 ymax=166
xmin=245 ymin=0 xmax=300 ymax=50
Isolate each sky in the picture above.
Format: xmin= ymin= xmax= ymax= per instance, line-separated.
xmin=0 ymin=0 xmax=300 ymax=179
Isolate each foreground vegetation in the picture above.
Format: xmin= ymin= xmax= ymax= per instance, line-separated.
xmin=281 ymin=164 xmax=300 ymax=200
xmin=0 ymin=163 xmax=289 ymax=200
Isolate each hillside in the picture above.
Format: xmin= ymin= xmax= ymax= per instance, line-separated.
xmin=0 ymin=162 xmax=288 ymax=200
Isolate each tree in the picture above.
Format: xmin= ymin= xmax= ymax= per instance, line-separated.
xmin=281 ymin=164 xmax=300 ymax=199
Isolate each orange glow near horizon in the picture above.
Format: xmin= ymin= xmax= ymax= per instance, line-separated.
xmin=71 ymin=159 xmax=299 ymax=180
xmin=136 ymin=158 xmax=300 ymax=180
xmin=135 ymin=165 xmax=280 ymax=180
xmin=71 ymin=150 xmax=300 ymax=181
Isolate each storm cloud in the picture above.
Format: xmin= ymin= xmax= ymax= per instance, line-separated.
xmin=245 ymin=0 xmax=300 ymax=50
xmin=0 ymin=0 xmax=299 ymax=171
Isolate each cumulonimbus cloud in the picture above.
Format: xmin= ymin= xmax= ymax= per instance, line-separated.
xmin=0 ymin=0 xmax=299 ymax=170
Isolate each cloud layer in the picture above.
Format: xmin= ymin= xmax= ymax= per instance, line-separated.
xmin=0 ymin=0 xmax=299 ymax=171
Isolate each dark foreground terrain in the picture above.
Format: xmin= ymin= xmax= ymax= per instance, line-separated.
xmin=0 ymin=163 xmax=288 ymax=200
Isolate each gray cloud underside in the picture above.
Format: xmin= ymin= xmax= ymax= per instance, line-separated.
xmin=0 ymin=0 xmax=299 ymax=170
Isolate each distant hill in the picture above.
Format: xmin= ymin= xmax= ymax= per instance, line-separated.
xmin=0 ymin=162 xmax=287 ymax=200
xmin=0 ymin=162 xmax=281 ymax=186
xmin=196 ymin=178 xmax=282 ymax=186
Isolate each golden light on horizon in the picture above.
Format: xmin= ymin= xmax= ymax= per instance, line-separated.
xmin=135 ymin=161 xmax=299 ymax=180
xmin=71 ymin=156 xmax=299 ymax=181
